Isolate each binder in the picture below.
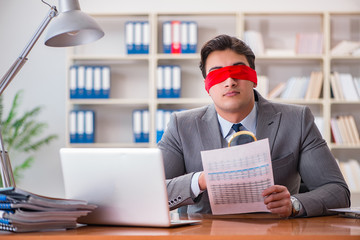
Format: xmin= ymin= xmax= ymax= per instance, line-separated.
xmin=69 ymin=65 xmax=77 ymax=99
xmin=171 ymin=21 xmax=181 ymax=54
xmin=85 ymin=111 xmax=95 ymax=143
xmin=76 ymin=111 xmax=85 ymax=143
xmin=69 ymin=110 xmax=77 ymax=143
xmin=142 ymin=110 xmax=149 ymax=143
xmin=93 ymin=66 xmax=102 ymax=98
xmin=134 ymin=21 xmax=142 ymax=54
xmin=85 ymin=66 xmax=94 ymax=98
xmin=125 ymin=21 xmax=134 ymax=54
xmin=188 ymin=21 xmax=197 ymax=53
xmin=133 ymin=110 xmax=142 ymax=142
xmin=157 ymin=66 xmax=165 ymax=98
xmin=163 ymin=21 xmax=172 ymax=53
xmin=142 ymin=21 xmax=150 ymax=54
xmin=156 ymin=109 xmax=164 ymax=143
xmin=101 ymin=66 xmax=111 ymax=98
xmin=77 ymin=66 xmax=86 ymax=98
xmin=164 ymin=66 xmax=172 ymax=98
xmin=171 ymin=65 xmax=181 ymax=98
xmin=180 ymin=21 xmax=189 ymax=53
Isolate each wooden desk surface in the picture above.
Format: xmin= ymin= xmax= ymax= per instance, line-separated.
xmin=0 ymin=213 xmax=359 ymax=240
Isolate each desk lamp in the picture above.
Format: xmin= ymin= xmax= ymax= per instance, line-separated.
xmin=0 ymin=0 xmax=104 ymax=188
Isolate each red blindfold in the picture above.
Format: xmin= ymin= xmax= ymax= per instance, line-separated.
xmin=204 ymin=65 xmax=257 ymax=93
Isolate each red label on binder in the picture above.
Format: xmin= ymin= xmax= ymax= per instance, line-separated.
xmin=171 ymin=21 xmax=181 ymax=54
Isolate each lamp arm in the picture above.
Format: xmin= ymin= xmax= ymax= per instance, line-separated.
xmin=0 ymin=6 xmax=58 ymax=95
xmin=0 ymin=5 xmax=58 ymax=188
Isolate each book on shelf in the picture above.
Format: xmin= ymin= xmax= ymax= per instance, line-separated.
xmin=295 ymin=32 xmax=323 ymax=55
xmin=304 ymin=71 xmax=323 ymax=100
xmin=243 ymin=31 xmax=265 ymax=56
xmin=157 ymin=65 xmax=181 ymax=98
xmin=330 ymin=72 xmax=360 ymax=101
xmin=267 ymin=71 xmax=322 ymax=100
xmin=162 ymin=21 xmax=197 ymax=54
xmin=280 ymin=76 xmax=310 ymax=99
xmin=69 ymin=65 xmax=110 ymax=99
xmin=0 ymin=187 xmax=96 ymax=232
xmin=267 ymin=82 xmax=286 ymax=99
xmin=133 ymin=109 xmax=149 ymax=143
xmin=125 ymin=21 xmax=149 ymax=54
xmin=69 ymin=110 xmax=95 ymax=144
xmin=338 ymin=159 xmax=360 ymax=192
xmin=330 ymin=115 xmax=360 ymax=145
xmin=331 ymin=40 xmax=360 ymax=56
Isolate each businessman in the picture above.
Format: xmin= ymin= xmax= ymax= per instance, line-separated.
xmin=158 ymin=34 xmax=350 ymax=218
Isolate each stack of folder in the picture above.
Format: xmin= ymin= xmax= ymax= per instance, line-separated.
xmin=162 ymin=21 xmax=197 ymax=54
xmin=69 ymin=110 xmax=95 ymax=144
xmin=125 ymin=21 xmax=150 ymax=54
xmin=69 ymin=65 xmax=111 ymax=99
xmin=0 ymin=187 xmax=96 ymax=232
xmin=157 ymin=65 xmax=181 ymax=98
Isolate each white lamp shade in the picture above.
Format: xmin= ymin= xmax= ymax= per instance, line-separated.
xmin=44 ymin=2 xmax=104 ymax=47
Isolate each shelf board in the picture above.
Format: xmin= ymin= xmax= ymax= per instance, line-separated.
xmin=330 ymin=55 xmax=360 ymax=60
xmin=330 ymin=100 xmax=360 ymax=105
xmin=69 ymin=98 xmax=151 ymax=105
xmin=156 ymin=54 xmax=200 ymax=60
xmin=67 ymin=142 xmax=154 ymax=148
xmin=269 ymin=98 xmax=324 ymax=105
xmin=69 ymin=55 xmax=150 ymax=61
xmin=330 ymin=144 xmax=360 ymax=149
xmin=256 ymin=55 xmax=324 ymax=60
xmin=156 ymin=98 xmax=212 ymax=105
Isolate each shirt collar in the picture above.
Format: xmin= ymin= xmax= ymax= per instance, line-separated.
xmin=217 ymin=102 xmax=258 ymax=140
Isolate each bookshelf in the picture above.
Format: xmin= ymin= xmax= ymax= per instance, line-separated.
xmin=65 ymin=12 xmax=360 ymax=202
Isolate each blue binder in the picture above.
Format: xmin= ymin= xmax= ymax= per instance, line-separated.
xmin=77 ymin=66 xmax=86 ymax=99
xmin=85 ymin=66 xmax=94 ymax=99
xmin=157 ymin=66 xmax=165 ymax=98
xmin=93 ymin=66 xmax=102 ymax=98
xmin=101 ymin=66 xmax=111 ymax=98
xmin=171 ymin=65 xmax=181 ymax=98
xmin=156 ymin=109 xmax=164 ymax=143
xmin=188 ymin=21 xmax=197 ymax=53
xmin=134 ymin=21 xmax=142 ymax=54
xmin=69 ymin=66 xmax=78 ymax=99
xmin=163 ymin=21 xmax=172 ymax=54
xmin=125 ymin=21 xmax=135 ymax=54
xmin=142 ymin=21 xmax=150 ymax=54
xmin=84 ymin=110 xmax=95 ymax=143
xmin=69 ymin=110 xmax=77 ymax=143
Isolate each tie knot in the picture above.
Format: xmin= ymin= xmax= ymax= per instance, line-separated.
xmin=232 ymin=123 xmax=243 ymax=132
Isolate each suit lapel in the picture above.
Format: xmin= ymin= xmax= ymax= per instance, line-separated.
xmin=255 ymin=92 xmax=282 ymax=153
xmin=196 ymin=105 xmax=224 ymax=151
xmin=195 ymin=92 xmax=282 ymax=153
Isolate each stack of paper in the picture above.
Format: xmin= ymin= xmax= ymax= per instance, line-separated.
xmin=0 ymin=187 xmax=96 ymax=232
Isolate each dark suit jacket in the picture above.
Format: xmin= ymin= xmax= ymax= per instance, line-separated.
xmin=158 ymin=91 xmax=350 ymax=217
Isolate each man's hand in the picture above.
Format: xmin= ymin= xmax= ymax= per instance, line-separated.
xmin=262 ymin=185 xmax=292 ymax=218
xmin=198 ymin=172 xmax=207 ymax=191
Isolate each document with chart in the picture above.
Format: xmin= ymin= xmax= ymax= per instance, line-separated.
xmin=201 ymin=138 xmax=274 ymax=215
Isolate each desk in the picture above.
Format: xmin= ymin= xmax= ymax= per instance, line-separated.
xmin=0 ymin=214 xmax=359 ymax=240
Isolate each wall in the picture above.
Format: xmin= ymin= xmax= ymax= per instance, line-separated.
xmin=0 ymin=0 xmax=359 ymax=197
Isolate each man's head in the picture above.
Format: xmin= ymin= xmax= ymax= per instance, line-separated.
xmin=199 ymin=34 xmax=256 ymax=79
xmin=199 ymin=35 xmax=257 ymax=123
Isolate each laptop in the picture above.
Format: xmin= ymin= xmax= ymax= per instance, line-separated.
xmin=60 ymin=147 xmax=201 ymax=227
